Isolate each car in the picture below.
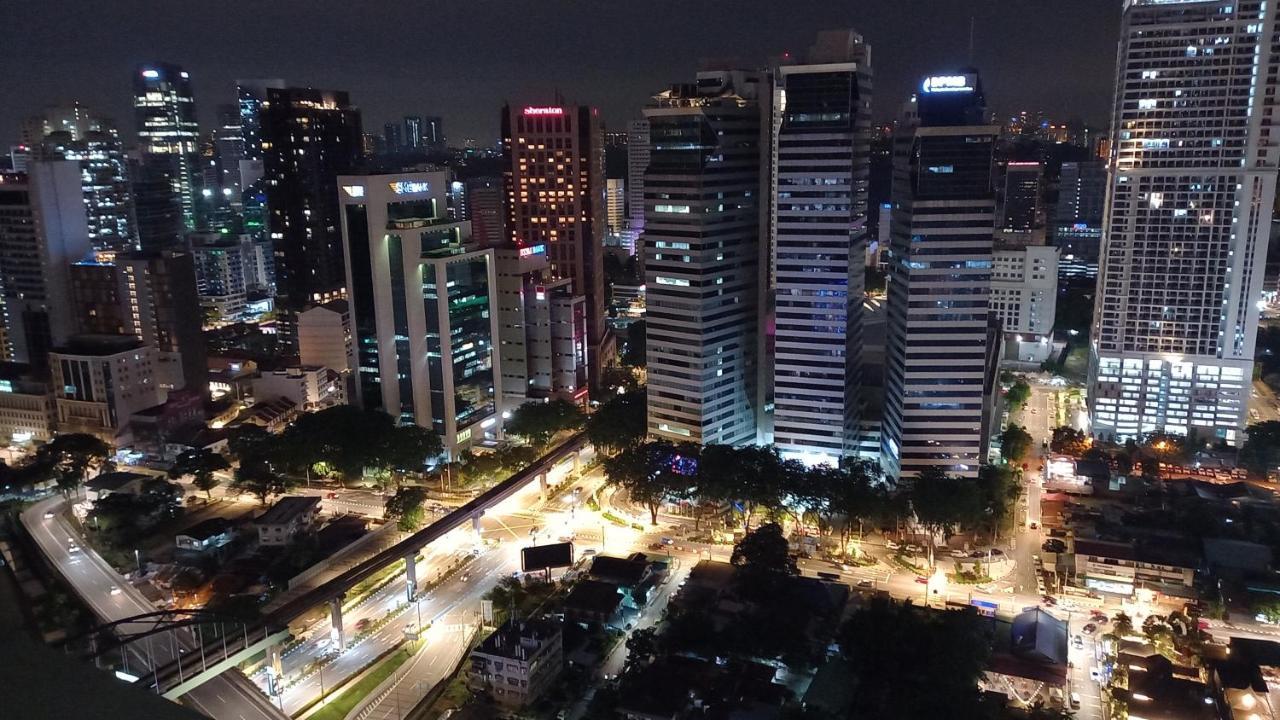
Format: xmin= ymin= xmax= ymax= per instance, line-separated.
xmin=1073 ymin=635 xmax=1083 ymax=649
xmin=989 ymin=548 xmax=1005 ymax=556
xmin=460 ymin=573 xmax=471 ymax=582
xmin=43 ymin=511 xmax=54 ymax=520
xmin=355 ymin=618 xmax=371 ymax=631
xmin=573 ymin=486 xmax=583 ymax=495
xmin=649 ymin=543 xmax=665 ymax=551
xmin=914 ymin=576 xmax=928 ymax=585
xmin=951 ymin=549 xmax=969 ymax=558
xmin=1042 ymin=595 xmax=1057 ymax=606
xmin=1089 ymin=667 xmax=1102 ymax=682
xmin=1070 ymin=692 xmax=1081 ymax=710
xmin=67 ymin=543 xmax=79 ymax=554
xmin=885 ymin=541 xmax=900 ymax=550
xmin=660 ymin=537 xmax=673 ymax=546
xmin=1083 ymin=623 xmax=1097 ymax=633
xmin=857 ymin=580 xmax=874 ymax=589
xmin=109 ymin=585 xmax=121 ymax=596
xmin=326 ymin=491 xmax=338 ymax=499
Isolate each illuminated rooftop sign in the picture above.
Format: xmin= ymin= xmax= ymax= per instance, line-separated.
xmin=142 ymin=69 xmax=160 ymax=79
xmin=341 ymin=185 xmax=365 ymax=198
xmin=523 ymin=106 xmax=564 ymax=116
xmin=389 ymin=180 xmax=430 ymax=195
xmin=519 ymin=244 xmax=546 ymax=257
xmin=921 ymin=74 xmax=975 ymax=94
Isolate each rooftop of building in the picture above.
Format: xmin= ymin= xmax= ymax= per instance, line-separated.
xmin=255 ymin=496 xmax=319 ymax=526
xmin=564 ymin=579 xmax=624 ymax=616
xmin=587 ymin=553 xmax=651 ymax=588
xmin=473 ymin=618 xmax=560 ymax=661
xmin=53 ymin=334 xmax=146 ymax=356
xmin=176 ymin=517 xmax=235 ymax=542
xmin=84 ymin=471 xmax=149 ymax=492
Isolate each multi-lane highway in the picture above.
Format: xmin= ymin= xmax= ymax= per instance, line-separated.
xmin=22 ymin=496 xmax=288 ymax=720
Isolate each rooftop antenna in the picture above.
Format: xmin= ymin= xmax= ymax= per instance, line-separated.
xmin=968 ymin=16 xmax=976 ymax=64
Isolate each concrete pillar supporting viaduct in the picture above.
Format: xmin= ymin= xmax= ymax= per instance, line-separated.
xmin=329 ymin=595 xmax=345 ymax=649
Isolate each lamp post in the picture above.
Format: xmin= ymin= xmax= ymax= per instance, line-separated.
xmin=134 ymin=549 xmax=143 ymax=576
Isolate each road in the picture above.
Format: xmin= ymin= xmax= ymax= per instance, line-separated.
xmin=22 ymin=496 xmax=287 ymax=720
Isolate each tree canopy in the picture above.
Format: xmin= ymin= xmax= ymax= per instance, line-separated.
xmin=168 ymin=448 xmax=230 ymax=498
xmin=1050 ymin=426 xmax=1090 ymax=456
xmin=384 ymin=486 xmax=429 ymax=532
xmin=585 ymin=389 xmax=647 ymax=455
xmin=231 ymin=459 xmax=296 ymax=505
xmin=504 ymin=399 xmax=585 ymax=447
xmin=1005 ymin=378 xmax=1031 ymax=410
xmin=1001 ymin=424 xmax=1033 ymax=464
xmin=1240 ymin=421 xmax=1280 ymax=477
xmin=34 ymin=433 xmax=111 ymax=496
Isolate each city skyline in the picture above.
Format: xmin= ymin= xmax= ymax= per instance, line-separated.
xmin=2 ymin=0 xmax=1121 ymax=146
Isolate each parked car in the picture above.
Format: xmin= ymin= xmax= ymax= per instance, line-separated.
xmin=885 ymin=540 xmax=900 ymax=550
xmin=950 ymin=549 xmax=969 ymax=558
xmin=1089 ymin=667 xmax=1102 ymax=682
xmin=914 ymin=576 xmax=928 ymax=585
xmin=856 ymin=580 xmax=874 ymax=589
xmin=1070 ymin=692 xmax=1081 ymax=709
xmin=1073 ymin=635 xmax=1083 ymax=649
xmin=1042 ymin=595 xmax=1057 ymax=606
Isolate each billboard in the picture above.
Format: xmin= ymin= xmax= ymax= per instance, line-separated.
xmin=521 ymin=542 xmax=574 ymax=572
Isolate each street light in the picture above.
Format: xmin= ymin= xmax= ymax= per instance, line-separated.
xmin=134 ymin=549 xmax=143 ymax=576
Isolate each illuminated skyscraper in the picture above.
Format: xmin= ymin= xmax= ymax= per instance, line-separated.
xmin=772 ymin=29 xmax=872 ymax=465
xmin=881 ymin=71 xmax=1001 ymax=480
xmin=643 ymin=70 xmax=773 ymax=445
xmin=260 ymin=87 xmax=363 ymax=331
xmin=502 ymin=103 xmax=610 ymax=394
xmin=1089 ymin=0 xmax=1280 ymax=446
xmin=133 ymin=63 xmax=200 ymax=240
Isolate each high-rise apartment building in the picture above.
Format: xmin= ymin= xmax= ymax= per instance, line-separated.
xmin=69 ymin=250 xmax=207 ymax=394
xmin=643 ymin=70 xmax=773 ymax=446
xmin=133 ymin=63 xmax=200 ymax=238
xmin=1053 ymin=160 xmax=1107 ymax=277
xmin=260 ymin=87 xmax=363 ymax=329
xmin=1001 ymin=161 xmax=1042 ymax=234
xmin=188 ymin=232 xmax=262 ymax=321
xmin=494 ymin=246 xmax=588 ymax=409
xmin=404 ymin=116 xmax=424 ymax=151
xmin=0 ymin=162 xmax=93 ymax=366
xmin=423 ymin=116 xmax=445 ymax=151
xmin=466 ymin=177 xmax=504 ymax=248
xmin=338 ymin=171 xmax=501 ymax=456
xmin=237 ymin=79 xmax=286 ymax=163
xmin=502 ymin=104 xmax=610 ymax=392
xmin=605 ymin=178 xmax=626 ymax=233
xmin=1090 ymin=0 xmax=1280 ymax=447
xmin=626 ymin=120 xmax=650 ymax=233
xmin=26 ymin=104 xmax=135 ymax=252
xmin=772 ymin=30 xmax=873 ymax=466
xmin=882 ymin=71 xmax=1001 ymax=480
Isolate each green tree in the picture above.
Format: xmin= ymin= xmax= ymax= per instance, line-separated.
xmin=505 ymin=399 xmax=585 ymax=447
xmin=376 ymin=424 xmax=444 ymax=487
xmin=384 ymin=486 xmax=429 ymax=532
xmin=231 ymin=459 xmax=295 ymax=505
xmin=976 ymin=464 xmax=1022 ymax=540
xmin=1001 ymin=424 xmax=1033 ymax=464
xmin=602 ymin=440 xmax=695 ymax=525
xmin=730 ymin=522 xmax=796 ymax=576
xmin=168 ymin=448 xmax=230 ymax=499
xmin=585 ymin=389 xmax=647 ymax=455
xmin=1239 ymin=421 xmax=1280 ymax=477
xmin=1051 ymin=426 xmax=1090 ymax=456
xmin=622 ymin=320 xmax=646 ymax=367
xmin=37 ymin=433 xmax=111 ymax=498
xmin=909 ymin=466 xmax=984 ymax=566
xmin=1006 ymin=378 xmax=1031 ymax=410
xmin=838 ymin=597 xmax=994 ymax=720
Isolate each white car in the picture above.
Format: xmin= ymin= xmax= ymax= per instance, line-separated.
xmin=1089 ymin=667 xmax=1102 ymax=682
xmin=43 ymin=511 xmax=54 ymax=520
xmin=67 ymin=543 xmax=79 ymax=554
xmin=109 ymin=585 xmax=121 ymax=596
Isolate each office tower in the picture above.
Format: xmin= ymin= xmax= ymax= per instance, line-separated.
xmin=237 ymin=80 xmax=286 ymax=163
xmin=27 ymin=104 xmax=135 ymax=252
xmin=423 ymin=116 xmax=445 ymax=151
xmin=1090 ymin=1 xmax=1280 ymax=447
xmin=69 ymin=249 xmax=207 ymax=393
xmin=0 ymin=162 xmax=93 ymax=365
xmin=383 ymin=122 xmax=402 ymax=152
xmin=502 ymin=103 xmax=610 ymax=392
xmin=1001 ymin=161 xmax=1042 ymax=234
xmin=404 ymin=116 xmax=424 ymax=151
xmin=466 ymin=177 xmax=504 ymax=248
xmin=51 ymin=335 xmax=164 ymax=443
xmin=991 ymin=243 xmax=1059 ymax=347
xmin=1053 ymin=160 xmax=1107 ymax=278
xmin=882 ymin=71 xmax=1001 ymax=480
xmin=188 ymin=231 xmax=258 ymax=321
xmin=626 ymin=119 xmax=650 ymax=233
xmin=133 ymin=63 xmax=200 ymax=235
xmin=643 ymin=70 xmax=773 ymax=445
xmin=771 ymin=30 xmax=873 ymax=466
xmin=129 ymin=153 xmax=183 ymax=251
xmin=605 ymin=178 xmax=625 ymax=233
xmin=213 ymin=104 xmax=245 ymax=201
xmin=495 ymin=246 xmax=589 ymax=409
xmin=260 ymin=87 xmax=363 ymax=335
xmin=338 ymin=171 xmax=501 ymax=455
xmin=447 ymin=179 xmax=469 ymax=221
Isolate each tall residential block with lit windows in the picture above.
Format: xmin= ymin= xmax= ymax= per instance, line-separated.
xmin=772 ymin=30 xmax=873 ymax=465
xmin=133 ymin=63 xmax=200 ymax=243
xmin=643 ymin=70 xmax=773 ymax=446
xmin=1089 ymin=0 xmax=1280 ymax=447
xmin=881 ymin=71 xmax=1002 ymax=480
xmin=260 ymin=87 xmax=363 ymax=333
xmin=501 ymin=104 xmax=610 ymax=397
xmin=338 ymin=171 xmax=502 ymax=457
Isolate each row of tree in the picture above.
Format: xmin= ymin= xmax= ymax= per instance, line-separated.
xmin=602 ymin=440 xmax=1021 ymax=562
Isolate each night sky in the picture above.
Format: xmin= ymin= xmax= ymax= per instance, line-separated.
xmin=2 ymin=0 xmax=1121 ymax=146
